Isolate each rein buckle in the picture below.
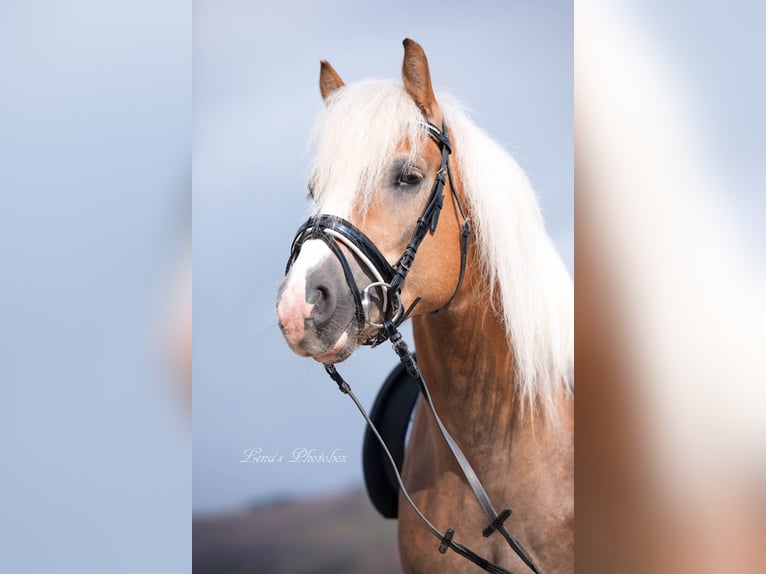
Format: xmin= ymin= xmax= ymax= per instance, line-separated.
xmin=482 ymin=508 xmax=513 ymax=538
xmin=438 ymin=528 xmax=455 ymax=554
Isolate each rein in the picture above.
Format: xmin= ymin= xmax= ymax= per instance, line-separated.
xmin=285 ymin=121 xmax=541 ymax=574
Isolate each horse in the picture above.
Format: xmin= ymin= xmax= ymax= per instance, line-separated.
xmin=276 ymin=39 xmax=573 ymax=574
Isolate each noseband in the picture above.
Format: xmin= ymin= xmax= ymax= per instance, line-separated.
xmin=285 ymin=121 xmax=470 ymax=346
xmin=283 ymin=120 xmax=541 ymax=574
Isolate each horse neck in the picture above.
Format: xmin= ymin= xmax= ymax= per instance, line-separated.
xmin=410 ymin=267 xmax=521 ymax=449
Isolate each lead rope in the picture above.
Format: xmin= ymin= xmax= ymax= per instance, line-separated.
xmin=323 ymin=320 xmax=542 ymax=574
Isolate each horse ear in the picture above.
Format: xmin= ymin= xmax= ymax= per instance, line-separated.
xmin=401 ymin=38 xmax=439 ymax=121
xmin=319 ymin=60 xmax=345 ymax=102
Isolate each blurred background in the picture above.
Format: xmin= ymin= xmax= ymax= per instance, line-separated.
xmin=0 ymin=1 xmax=190 ymax=573
xmin=577 ymin=0 xmax=766 ymax=571
xmin=193 ymin=1 xmax=572 ymax=571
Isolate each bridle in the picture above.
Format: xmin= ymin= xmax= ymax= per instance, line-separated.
xmin=286 ymin=121 xmax=470 ymax=346
xmin=284 ymin=120 xmax=541 ymax=574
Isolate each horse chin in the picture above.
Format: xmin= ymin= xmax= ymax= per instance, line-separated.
xmin=311 ymin=328 xmax=359 ymax=364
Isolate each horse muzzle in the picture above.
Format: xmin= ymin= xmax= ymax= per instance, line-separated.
xmin=276 ymin=238 xmax=380 ymax=363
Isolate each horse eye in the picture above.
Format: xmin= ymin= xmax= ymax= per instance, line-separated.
xmin=396 ymin=170 xmax=423 ymax=187
xmin=306 ymin=181 xmax=315 ymax=199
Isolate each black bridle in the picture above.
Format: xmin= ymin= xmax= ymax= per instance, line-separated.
xmin=286 ymin=121 xmax=470 ymax=346
xmin=284 ymin=120 xmax=541 ymax=574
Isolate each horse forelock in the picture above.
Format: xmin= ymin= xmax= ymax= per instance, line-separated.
xmin=308 ymin=80 xmax=428 ymax=219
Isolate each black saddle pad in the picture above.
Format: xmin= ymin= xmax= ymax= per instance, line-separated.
xmin=362 ymin=359 xmax=420 ymax=519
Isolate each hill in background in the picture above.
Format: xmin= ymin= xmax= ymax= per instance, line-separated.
xmin=193 ymin=489 xmax=402 ymax=573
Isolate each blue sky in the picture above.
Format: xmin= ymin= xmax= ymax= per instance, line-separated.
xmin=1 ymin=1 xmax=190 ymax=572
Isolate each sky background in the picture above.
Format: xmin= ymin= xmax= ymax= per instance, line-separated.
xmin=194 ymin=0 xmax=574 ymax=514
xmin=1 ymin=1 xmax=190 ymax=572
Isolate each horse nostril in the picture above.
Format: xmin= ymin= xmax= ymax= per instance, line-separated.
xmin=307 ymin=282 xmax=336 ymax=326
xmin=307 ymin=285 xmax=328 ymax=305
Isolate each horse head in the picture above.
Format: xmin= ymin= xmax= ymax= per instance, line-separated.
xmin=276 ymin=39 xmax=469 ymax=363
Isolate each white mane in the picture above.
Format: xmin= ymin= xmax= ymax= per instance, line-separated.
xmin=310 ymin=80 xmax=573 ymax=415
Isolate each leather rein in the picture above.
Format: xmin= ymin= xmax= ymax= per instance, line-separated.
xmin=285 ymin=121 xmax=541 ymax=574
